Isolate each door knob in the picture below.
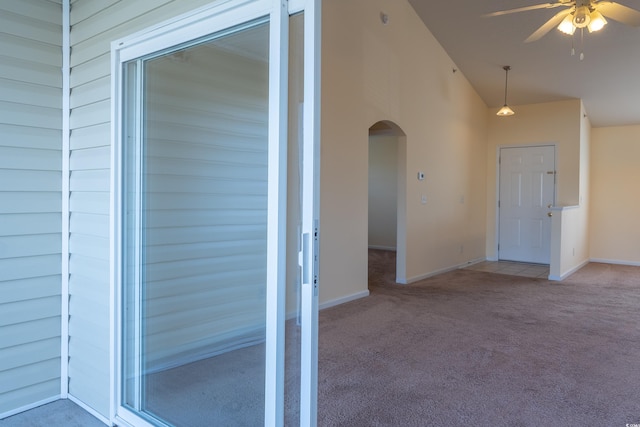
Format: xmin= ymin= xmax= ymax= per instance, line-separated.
xmin=547 ymin=212 xmax=553 ymax=217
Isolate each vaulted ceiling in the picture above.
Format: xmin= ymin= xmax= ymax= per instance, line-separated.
xmin=408 ymin=0 xmax=640 ymax=127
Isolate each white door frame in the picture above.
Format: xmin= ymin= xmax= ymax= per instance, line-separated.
xmin=495 ymin=144 xmax=557 ymax=264
xmin=109 ymin=1 xmax=321 ymax=426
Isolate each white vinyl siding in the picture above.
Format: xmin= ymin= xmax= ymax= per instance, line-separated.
xmin=0 ymin=0 xmax=62 ymax=417
xmin=68 ymin=0 xmax=228 ymax=417
xmin=139 ymin=42 xmax=269 ymax=371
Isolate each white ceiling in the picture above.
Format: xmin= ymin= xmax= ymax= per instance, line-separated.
xmin=407 ymin=0 xmax=640 ymax=127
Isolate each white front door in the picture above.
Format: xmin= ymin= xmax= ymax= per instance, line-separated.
xmin=498 ymin=146 xmax=555 ymax=264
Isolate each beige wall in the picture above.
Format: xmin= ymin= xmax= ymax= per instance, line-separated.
xmin=486 ymin=99 xmax=582 ymax=259
xmin=590 ymin=125 xmax=640 ymax=265
xmin=321 ymin=0 xmax=488 ymax=303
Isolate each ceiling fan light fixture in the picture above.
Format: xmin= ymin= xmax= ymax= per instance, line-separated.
xmin=558 ymin=14 xmax=577 ymax=35
xmin=572 ymin=5 xmax=591 ymax=28
xmin=588 ymin=11 xmax=607 ymax=32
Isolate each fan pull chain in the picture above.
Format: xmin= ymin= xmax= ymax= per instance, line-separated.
xmin=580 ymin=28 xmax=585 ymax=61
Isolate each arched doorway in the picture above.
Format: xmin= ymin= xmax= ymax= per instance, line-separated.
xmin=368 ymin=120 xmax=407 ymax=286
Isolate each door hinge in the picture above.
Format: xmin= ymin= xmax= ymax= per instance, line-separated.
xmin=498 ymin=200 xmax=501 ymax=208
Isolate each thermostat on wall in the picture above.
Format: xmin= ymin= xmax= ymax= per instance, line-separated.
xmin=417 ymin=172 xmax=425 ymax=181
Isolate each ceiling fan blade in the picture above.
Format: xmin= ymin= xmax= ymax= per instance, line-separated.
xmin=484 ymin=2 xmax=572 ymax=17
xmin=524 ymin=9 xmax=573 ymax=42
xmin=596 ymin=1 xmax=640 ymax=26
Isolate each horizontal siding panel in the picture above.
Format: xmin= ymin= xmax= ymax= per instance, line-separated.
xmin=68 ymin=254 xmax=109 ymax=286
xmin=149 ymin=137 xmax=266 ymax=165
xmin=146 ymin=209 xmax=264 ymax=228
xmin=68 ymin=275 xmax=109 ymax=309
xmin=0 ymin=379 xmax=59 ymax=415
xmin=0 ymin=0 xmax=62 ymax=417
xmin=147 ymin=157 xmax=267 ymax=181
xmin=146 ymin=224 xmax=265 ymax=246
xmin=69 ymin=76 xmax=110 ymax=109
xmin=69 ymin=191 xmax=109 ymax=215
xmin=70 ymin=169 xmax=110 ymax=192
xmin=146 ymin=239 xmax=264 ymax=263
xmin=69 ymin=146 xmax=110 ymax=170
xmin=70 ymin=0 xmax=120 ymax=26
xmin=0 ymin=358 xmax=60 ymax=395
xmin=0 ymin=147 xmax=61 ymax=172
xmin=69 ymin=99 xmax=110 ymax=129
xmin=146 ymin=174 xmax=267 ymax=195
xmin=145 ymin=268 xmax=265 ymax=301
xmin=0 ymin=296 xmax=61 ymax=327
xmin=146 ymin=277 xmax=262 ymax=317
xmin=0 ymin=254 xmax=61 ymax=282
xmin=69 ymin=213 xmax=109 ymax=238
xmin=145 ymin=253 xmax=265 ymax=282
xmin=0 ymin=170 xmax=61 ymax=192
xmin=67 ymin=356 xmax=109 ymax=417
xmin=0 ymin=275 xmax=60 ymax=304
xmin=0 ymin=213 xmax=61 ymax=237
xmin=0 ymin=56 xmax=61 ymax=88
xmin=0 ymin=234 xmax=61 ymax=260
xmin=147 ymin=193 xmax=267 ymax=211
xmin=0 ymin=33 xmax=61 ymax=67
xmin=0 ymin=192 xmax=61 ymax=214
xmin=0 ymin=338 xmax=60 ymax=373
xmin=69 ymin=0 xmax=212 ymax=68
xmin=69 ymin=123 xmax=110 ymax=150
xmin=0 ymin=124 xmax=61 ymax=150
xmin=0 ymin=78 xmax=62 ymax=109
xmin=0 ymin=101 xmax=61 ymax=130
xmin=70 ymin=0 xmax=172 ymax=46
xmin=0 ymin=316 xmax=60 ymax=349
xmin=148 ymin=109 xmax=266 ymax=138
xmin=69 ymin=297 xmax=108 ymax=332
xmin=146 ymin=122 xmax=266 ymax=151
xmin=68 ymin=234 xmax=109 ymax=261
xmin=69 ymin=53 xmax=109 ymax=87
xmin=0 ymin=12 xmax=61 ymax=45
xmin=0 ymin=0 xmax=61 ymax=25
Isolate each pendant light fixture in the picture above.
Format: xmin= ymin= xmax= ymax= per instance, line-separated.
xmin=496 ymin=65 xmax=515 ymax=117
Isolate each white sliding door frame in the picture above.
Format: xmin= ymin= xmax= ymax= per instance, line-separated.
xmin=109 ymin=0 xmax=320 ymax=426
xmin=299 ymin=1 xmax=321 ymax=426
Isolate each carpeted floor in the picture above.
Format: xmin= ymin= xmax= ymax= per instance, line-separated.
xmin=317 ymin=249 xmax=640 ymax=426
xmin=5 ymin=250 xmax=640 ymax=426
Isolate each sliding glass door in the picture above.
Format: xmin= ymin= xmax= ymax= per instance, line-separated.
xmin=112 ymin=1 xmax=320 ymax=426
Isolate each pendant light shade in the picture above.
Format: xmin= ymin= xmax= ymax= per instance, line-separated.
xmin=497 ymin=65 xmax=515 ymax=117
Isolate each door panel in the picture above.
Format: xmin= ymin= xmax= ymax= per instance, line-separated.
xmin=121 ymin=20 xmax=271 ymax=427
xmin=498 ymin=146 xmax=555 ymax=264
xmin=114 ymin=3 xmax=320 ymax=426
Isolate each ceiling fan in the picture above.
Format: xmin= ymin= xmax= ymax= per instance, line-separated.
xmin=486 ymin=0 xmax=640 ymax=43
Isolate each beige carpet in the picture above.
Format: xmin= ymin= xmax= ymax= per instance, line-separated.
xmin=5 ymin=250 xmax=640 ymax=426
xmin=317 ymin=250 xmax=640 ymax=426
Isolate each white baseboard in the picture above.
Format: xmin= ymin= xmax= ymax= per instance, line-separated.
xmin=368 ymin=245 xmax=396 ymax=251
xmin=319 ymin=290 xmax=369 ymax=310
xmin=68 ymin=395 xmax=110 ymax=425
xmin=589 ymin=258 xmax=640 ymax=267
xmin=548 ymin=259 xmax=590 ymax=281
xmin=405 ymin=258 xmax=486 ymax=284
xmin=0 ymin=395 xmax=60 ymax=420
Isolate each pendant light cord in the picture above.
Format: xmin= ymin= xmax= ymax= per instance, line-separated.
xmin=503 ymin=66 xmax=510 ymax=106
